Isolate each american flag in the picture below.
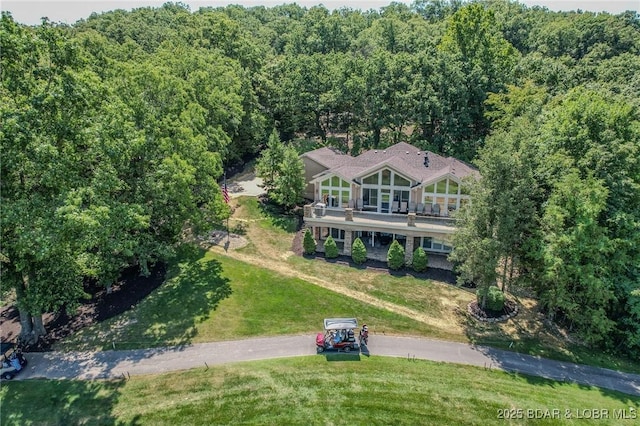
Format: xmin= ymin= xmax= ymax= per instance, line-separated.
xmin=222 ymin=174 xmax=229 ymax=204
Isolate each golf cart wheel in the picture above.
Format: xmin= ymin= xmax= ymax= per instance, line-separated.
xmin=317 ymin=346 xmax=324 ymax=353
xmin=344 ymin=346 xmax=351 ymax=353
xmin=2 ymin=372 xmax=13 ymax=380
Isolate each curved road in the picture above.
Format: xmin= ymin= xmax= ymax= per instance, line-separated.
xmin=13 ymin=335 xmax=640 ymax=397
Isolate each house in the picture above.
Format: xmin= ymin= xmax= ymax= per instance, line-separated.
xmin=301 ymin=142 xmax=479 ymax=265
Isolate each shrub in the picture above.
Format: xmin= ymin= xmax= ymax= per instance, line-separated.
xmin=412 ymin=247 xmax=428 ymax=272
xmin=324 ymin=236 xmax=339 ymax=259
xmin=303 ymin=228 xmax=316 ymax=255
xmin=351 ymin=237 xmax=367 ymax=264
xmin=387 ymin=240 xmax=405 ymax=270
xmin=477 ymin=286 xmax=505 ymax=312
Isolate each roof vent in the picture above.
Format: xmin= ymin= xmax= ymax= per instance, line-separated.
xmin=383 ymin=150 xmax=386 ymax=154
xmin=374 ymin=150 xmax=378 ymax=153
xmin=424 ymin=156 xmax=429 ymax=167
xmin=406 ymin=151 xmax=409 ymax=154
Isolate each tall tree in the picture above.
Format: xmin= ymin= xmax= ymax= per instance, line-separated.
xmin=438 ymin=3 xmax=519 ymax=158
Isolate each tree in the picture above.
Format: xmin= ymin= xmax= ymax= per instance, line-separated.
xmin=387 ymin=240 xmax=405 ymax=270
xmin=0 ymin=15 xmax=230 ymax=344
xmin=256 ymin=129 xmax=286 ymax=190
xmin=270 ymin=146 xmax=305 ymax=211
xmin=351 ymin=237 xmax=367 ymax=264
xmin=324 ymin=236 xmax=339 ymax=259
xmin=303 ymin=228 xmax=316 ymax=255
xmin=412 ymin=247 xmax=428 ymax=272
xmin=479 ymin=286 xmax=505 ymax=312
xmin=539 ymin=170 xmax=615 ymax=343
xmin=438 ymin=3 xmax=519 ymax=158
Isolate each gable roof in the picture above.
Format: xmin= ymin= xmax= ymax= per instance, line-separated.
xmin=302 ymin=142 xmax=478 ymax=185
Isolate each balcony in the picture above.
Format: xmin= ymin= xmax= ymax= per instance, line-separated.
xmin=303 ymin=204 xmax=457 ymax=236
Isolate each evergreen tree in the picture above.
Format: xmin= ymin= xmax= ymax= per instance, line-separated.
xmin=256 ymin=129 xmax=286 ymax=190
xmin=351 ymin=237 xmax=367 ymax=264
xmin=387 ymin=240 xmax=405 ymax=270
xmin=479 ymin=286 xmax=505 ymax=312
xmin=412 ymin=247 xmax=428 ymax=272
xmin=271 ymin=146 xmax=305 ymax=210
xmin=303 ymin=228 xmax=316 ymax=255
xmin=324 ymin=236 xmax=339 ymax=259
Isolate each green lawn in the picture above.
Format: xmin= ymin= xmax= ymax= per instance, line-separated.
xmin=55 ymin=196 xmax=640 ymax=374
xmin=2 ymin=357 xmax=637 ymax=425
xmin=56 ymin=246 xmax=444 ymax=351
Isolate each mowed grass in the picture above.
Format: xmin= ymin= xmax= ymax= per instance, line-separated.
xmin=57 ymin=195 xmax=640 ymax=373
xmin=56 ymin=247 xmax=440 ymax=351
xmin=2 ymin=356 xmax=638 ymax=426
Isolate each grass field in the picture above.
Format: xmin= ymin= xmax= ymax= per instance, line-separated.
xmin=2 ymin=357 xmax=638 ymax=425
xmin=55 ymin=246 xmax=449 ymax=351
xmin=55 ymin=196 xmax=640 ymax=374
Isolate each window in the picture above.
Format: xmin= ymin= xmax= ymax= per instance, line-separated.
xmin=420 ymin=237 xmax=451 ymax=253
xmin=422 ymin=178 xmax=469 ymax=216
xmin=362 ymin=188 xmax=378 ymax=208
xmin=330 ymin=228 xmax=345 ymax=241
xmin=381 ymin=170 xmax=391 ymax=185
xmin=363 ymin=174 xmax=378 ymax=185
xmin=319 ymin=175 xmax=351 ymax=208
xmin=394 ymin=175 xmax=410 ymax=187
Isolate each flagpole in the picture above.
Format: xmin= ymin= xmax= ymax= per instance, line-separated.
xmin=224 ymin=171 xmax=230 ymax=244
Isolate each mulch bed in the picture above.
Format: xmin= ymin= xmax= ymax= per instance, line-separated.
xmin=467 ymin=299 xmax=519 ymax=322
xmin=291 ymin=228 xmax=457 ymax=284
xmin=0 ymin=263 xmax=166 ymax=352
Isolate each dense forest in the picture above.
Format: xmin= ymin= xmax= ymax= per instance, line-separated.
xmin=1 ymin=1 xmax=639 ymax=358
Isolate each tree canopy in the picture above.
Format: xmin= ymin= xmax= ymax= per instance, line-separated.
xmin=2 ymin=1 xmax=639 ymax=356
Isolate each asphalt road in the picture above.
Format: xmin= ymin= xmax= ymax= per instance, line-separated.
xmin=11 ymin=335 xmax=640 ymax=397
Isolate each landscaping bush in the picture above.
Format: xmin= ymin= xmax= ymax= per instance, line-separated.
xmin=324 ymin=236 xmax=339 ymax=259
xmin=351 ymin=237 xmax=367 ymax=264
xmin=303 ymin=228 xmax=316 ymax=255
xmin=412 ymin=247 xmax=428 ymax=272
xmin=477 ymin=286 xmax=505 ymax=312
xmin=387 ymin=240 xmax=405 ymax=270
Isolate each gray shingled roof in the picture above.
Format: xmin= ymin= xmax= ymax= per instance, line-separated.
xmin=305 ymin=142 xmax=478 ymax=184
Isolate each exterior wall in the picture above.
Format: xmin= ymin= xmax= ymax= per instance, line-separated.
xmin=303 ymin=205 xmax=454 ymax=265
xmin=301 ymin=157 xmax=328 ymax=201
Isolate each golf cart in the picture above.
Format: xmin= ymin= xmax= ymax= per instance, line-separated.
xmin=316 ymin=318 xmax=359 ymax=353
xmin=1 ymin=342 xmax=27 ymax=380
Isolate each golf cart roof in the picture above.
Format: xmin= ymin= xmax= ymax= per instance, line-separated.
xmin=324 ymin=318 xmax=358 ymax=330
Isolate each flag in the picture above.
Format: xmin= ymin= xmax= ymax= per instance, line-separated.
xmin=222 ymin=174 xmax=229 ymax=204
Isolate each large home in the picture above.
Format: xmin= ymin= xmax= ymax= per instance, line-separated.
xmin=301 ymin=142 xmax=479 ymax=265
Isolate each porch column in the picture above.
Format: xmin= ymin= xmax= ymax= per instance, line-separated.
xmin=304 ymin=204 xmax=313 ymax=218
xmin=343 ymin=230 xmax=353 ymax=256
xmin=345 ymin=208 xmax=353 ymax=221
xmin=405 ymin=235 xmax=414 ymax=264
xmin=407 ymin=212 xmax=416 ymax=227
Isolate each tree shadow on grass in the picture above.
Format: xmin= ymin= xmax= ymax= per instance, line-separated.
xmin=324 ymin=352 xmax=361 ymax=362
xmin=256 ymin=195 xmax=301 ymax=232
xmin=1 ymin=379 xmax=139 ymax=425
xmin=135 ymin=246 xmax=232 ymax=348
xmin=464 ymin=319 xmax=640 ymax=399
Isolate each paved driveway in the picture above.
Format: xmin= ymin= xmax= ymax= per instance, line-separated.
xmin=14 ymin=335 xmax=640 ymax=397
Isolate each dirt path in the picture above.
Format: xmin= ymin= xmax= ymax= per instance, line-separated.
xmin=208 ymin=245 xmax=462 ymax=333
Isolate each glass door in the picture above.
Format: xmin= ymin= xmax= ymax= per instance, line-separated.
xmin=381 ymin=191 xmax=391 ymax=213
